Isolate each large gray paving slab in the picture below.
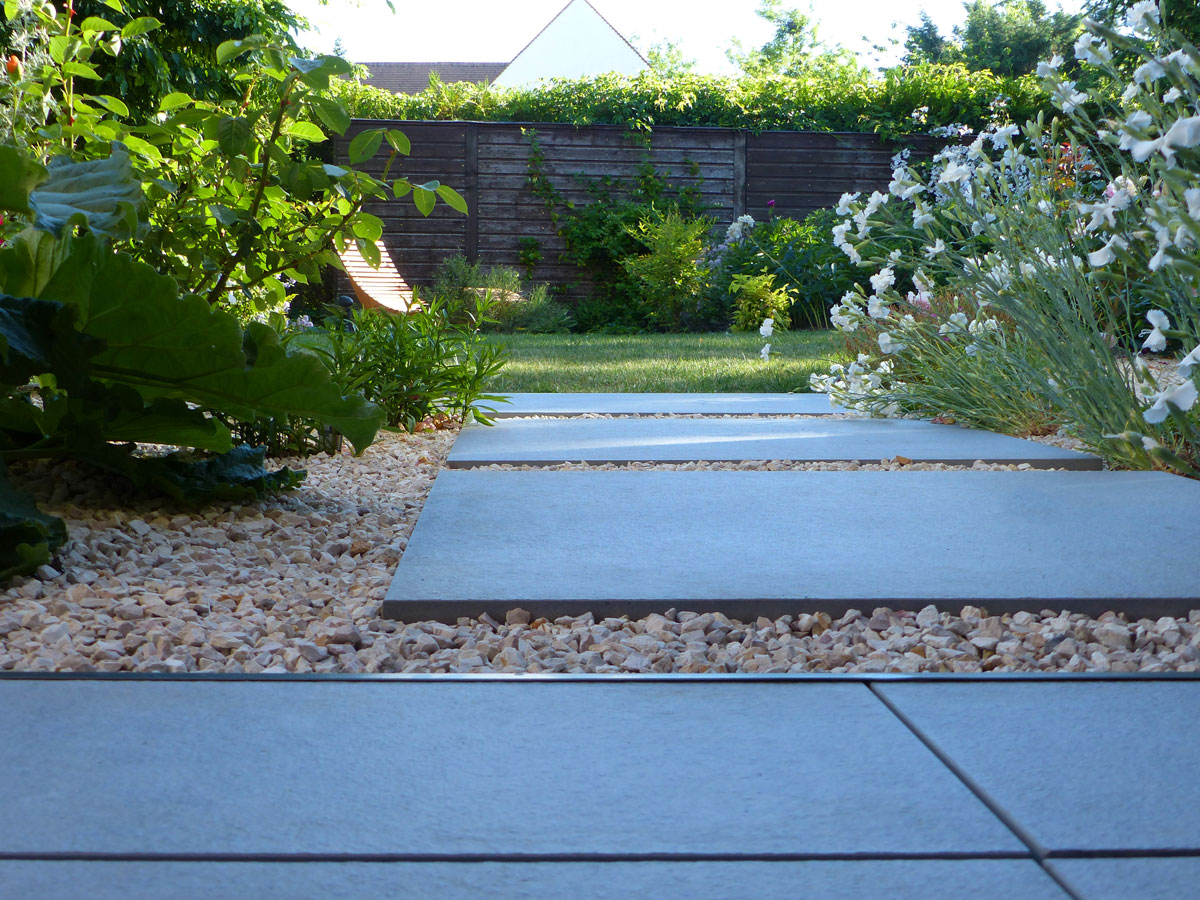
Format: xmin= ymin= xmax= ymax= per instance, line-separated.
xmin=448 ymin=416 xmax=1098 ymax=467
xmin=1050 ymin=858 xmax=1200 ymax=900
xmin=0 ymin=681 xmax=1024 ymax=857
xmin=876 ymin=682 xmax=1200 ymax=854
xmin=383 ymin=470 xmax=1200 ymax=622
xmin=0 ymin=860 xmax=1071 ymax=900
xmin=491 ymin=392 xmax=843 ymax=417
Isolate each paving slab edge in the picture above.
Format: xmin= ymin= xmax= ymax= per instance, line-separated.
xmin=3 ymin=672 xmax=1199 ymax=682
xmin=379 ymin=596 xmax=1199 ymax=624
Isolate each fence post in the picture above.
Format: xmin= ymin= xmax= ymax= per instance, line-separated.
xmin=732 ymin=130 xmax=747 ymax=220
xmin=464 ymin=123 xmax=479 ymax=265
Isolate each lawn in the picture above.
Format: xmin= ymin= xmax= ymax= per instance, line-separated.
xmin=484 ymin=331 xmax=847 ymax=393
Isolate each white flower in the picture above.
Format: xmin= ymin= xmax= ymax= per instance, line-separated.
xmin=1088 ymin=235 xmax=1128 ymax=267
xmin=924 ymin=239 xmax=945 ymax=259
xmin=1133 ymin=59 xmax=1167 ymax=84
xmin=913 ymin=268 xmax=935 ymax=294
xmin=1164 ymin=115 xmax=1200 ymax=151
xmin=1037 ymin=55 xmax=1064 ymax=77
xmin=938 ymin=312 xmax=969 ymax=335
xmin=1126 ymin=0 xmax=1160 ymax=32
xmin=296 ymin=315 xmax=314 ymax=328
xmin=878 ymin=332 xmax=905 ymax=355
xmin=1037 ymin=199 xmax=1053 ymax=215
xmin=988 ymin=124 xmax=1020 ymax=149
xmin=1074 ymin=33 xmax=1111 ymax=64
xmin=867 ymin=296 xmax=890 ymax=319
xmin=1187 ymin=188 xmax=1200 ymax=220
xmin=939 ymin=161 xmax=972 ymax=184
xmin=1178 ymin=344 xmax=1200 ymax=377
xmin=912 ymin=201 xmax=934 ymax=228
xmin=870 ymin=267 xmax=895 ymax=293
xmin=835 ymin=192 xmax=860 ymax=216
xmin=1144 ymin=379 xmax=1198 ymax=424
xmin=760 ymin=343 xmax=771 ymax=361
xmin=1164 ymin=87 xmax=1182 ymax=103
xmin=759 ymin=318 xmax=774 ymax=338
xmin=1142 ymin=309 xmax=1171 ymax=352
xmin=736 ymin=215 xmax=756 ymax=228
xmin=1051 ymin=80 xmax=1088 ymax=114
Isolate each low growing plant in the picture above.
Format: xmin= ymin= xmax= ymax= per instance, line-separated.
xmin=813 ymin=6 xmax=1200 ymax=475
xmin=730 ymin=272 xmax=793 ymax=332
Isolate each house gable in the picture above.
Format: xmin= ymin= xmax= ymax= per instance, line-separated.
xmin=492 ymin=0 xmax=647 ymax=87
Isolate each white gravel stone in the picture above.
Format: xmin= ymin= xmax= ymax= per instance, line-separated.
xmin=3 ymin=425 xmax=1197 ymax=675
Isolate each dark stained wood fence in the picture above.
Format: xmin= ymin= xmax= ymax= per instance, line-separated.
xmin=337 ymin=120 xmax=934 ymax=299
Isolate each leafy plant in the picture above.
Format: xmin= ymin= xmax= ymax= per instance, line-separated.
xmin=332 ymin=65 xmax=1051 ymax=139
xmin=0 ymin=144 xmax=383 ymax=583
xmin=620 ymin=209 xmax=714 ymax=331
xmin=301 ymin=295 xmax=508 ymax=432
xmin=729 ymin=272 xmax=792 ymax=332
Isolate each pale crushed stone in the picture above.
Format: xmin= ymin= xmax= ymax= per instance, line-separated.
xmin=3 ymin=419 xmax=1196 ymax=675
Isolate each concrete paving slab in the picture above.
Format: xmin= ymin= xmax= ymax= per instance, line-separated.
xmin=0 ymin=681 xmax=1024 ymax=857
xmin=490 ymin=392 xmax=842 ymax=416
xmin=0 ymin=860 xmax=1071 ymax=900
xmin=1050 ymin=858 xmax=1200 ymax=900
xmin=876 ymin=682 xmax=1200 ymax=853
xmin=448 ymin=417 xmax=1098 ymax=468
xmin=383 ymin=470 xmax=1200 ymax=622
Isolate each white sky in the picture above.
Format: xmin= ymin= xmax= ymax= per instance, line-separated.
xmin=287 ymin=0 xmax=1086 ymax=72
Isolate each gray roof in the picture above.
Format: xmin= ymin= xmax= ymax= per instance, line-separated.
xmin=359 ymin=61 xmax=508 ymax=95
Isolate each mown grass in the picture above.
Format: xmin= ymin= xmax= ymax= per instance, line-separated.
xmin=484 ymin=331 xmax=847 ymax=393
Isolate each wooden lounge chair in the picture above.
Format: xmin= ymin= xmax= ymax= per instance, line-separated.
xmin=337 ymin=239 xmax=419 ymax=313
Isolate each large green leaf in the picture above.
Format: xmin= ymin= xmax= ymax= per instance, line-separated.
xmin=0 ymin=294 xmax=103 ymax=389
xmin=0 ymin=146 xmax=48 ymax=214
xmin=29 ymin=144 xmax=144 ymax=240
xmin=0 ymin=230 xmax=101 ymax=313
xmin=44 ymin=247 xmax=384 ymax=452
xmin=74 ymin=442 xmax=305 ymax=503
xmin=0 ymin=462 xmax=66 ymax=584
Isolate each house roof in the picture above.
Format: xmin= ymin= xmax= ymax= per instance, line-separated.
xmin=506 ymin=0 xmax=648 ymax=73
xmin=359 ymin=61 xmax=508 ymax=95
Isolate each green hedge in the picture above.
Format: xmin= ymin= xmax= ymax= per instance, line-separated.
xmin=332 ymin=64 xmax=1049 ymax=137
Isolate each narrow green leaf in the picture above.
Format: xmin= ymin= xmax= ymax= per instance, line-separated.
xmin=309 ymin=95 xmax=351 ymax=135
xmin=435 ymin=183 xmax=468 ymax=215
xmin=347 ymin=129 xmax=383 ymax=164
xmin=216 ymin=116 xmax=252 ymax=156
xmin=385 ymin=129 xmax=411 ymax=155
xmin=120 ymin=16 xmax=162 ymax=38
xmin=412 ymin=186 xmax=436 ymax=217
xmin=284 ymin=121 xmax=326 ymax=142
xmin=158 ymin=91 xmax=192 ymax=112
xmin=79 ymin=16 xmax=118 ymax=32
xmin=91 ymin=94 xmax=130 ymax=117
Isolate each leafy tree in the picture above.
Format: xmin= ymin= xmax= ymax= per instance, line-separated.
xmin=904 ymin=1 xmax=1082 ymax=77
xmin=644 ymin=38 xmax=697 ymax=77
xmin=727 ymin=0 xmax=864 ymax=80
xmin=72 ymin=0 xmax=304 ymax=114
xmin=903 ymin=11 xmax=962 ymax=65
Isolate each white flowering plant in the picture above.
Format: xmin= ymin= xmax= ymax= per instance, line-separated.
xmin=813 ymin=4 xmax=1200 ymax=475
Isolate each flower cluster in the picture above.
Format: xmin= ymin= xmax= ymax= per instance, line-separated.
xmin=809 ymin=3 xmax=1200 ymax=474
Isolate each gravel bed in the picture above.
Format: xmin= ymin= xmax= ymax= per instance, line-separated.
xmin=2 ymin=423 xmax=1195 ymax=674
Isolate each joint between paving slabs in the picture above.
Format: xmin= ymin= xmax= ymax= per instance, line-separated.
xmin=865 ymin=683 xmax=1088 ymax=900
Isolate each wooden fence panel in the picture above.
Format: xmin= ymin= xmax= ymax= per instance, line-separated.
xmin=335 ymin=121 xmax=933 ymax=302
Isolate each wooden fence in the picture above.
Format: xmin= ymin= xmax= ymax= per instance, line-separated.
xmin=336 ymin=120 xmax=934 ymax=299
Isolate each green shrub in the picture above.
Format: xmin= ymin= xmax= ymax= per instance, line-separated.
xmin=705 ymin=211 xmax=864 ymax=330
xmin=302 ymin=295 xmax=507 ymax=432
xmin=620 ymin=210 xmax=714 ymax=332
xmin=331 ymin=65 xmax=1049 ymax=138
xmin=730 ymin=273 xmax=792 ymax=332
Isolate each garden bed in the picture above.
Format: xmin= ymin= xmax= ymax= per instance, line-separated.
xmin=2 ymin=425 xmax=1197 ymax=675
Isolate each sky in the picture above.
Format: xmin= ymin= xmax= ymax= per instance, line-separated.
xmin=287 ymin=0 xmax=1086 ymax=72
